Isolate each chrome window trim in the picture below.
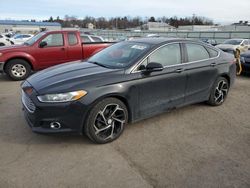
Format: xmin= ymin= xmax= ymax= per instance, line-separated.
xmin=131 ymin=41 xmax=220 ymax=74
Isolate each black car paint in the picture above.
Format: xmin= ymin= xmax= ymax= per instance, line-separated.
xmin=241 ymin=51 xmax=250 ymax=74
xmin=22 ymin=38 xmax=236 ymax=134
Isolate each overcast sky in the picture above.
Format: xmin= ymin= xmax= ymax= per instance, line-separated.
xmin=0 ymin=0 xmax=249 ymax=24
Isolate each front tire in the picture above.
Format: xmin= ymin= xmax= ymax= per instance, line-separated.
xmin=207 ymin=77 xmax=229 ymax=106
xmin=5 ymin=59 xmax=31 ymax=81
xmin=84 ymin=98 xmax=128 ymax=144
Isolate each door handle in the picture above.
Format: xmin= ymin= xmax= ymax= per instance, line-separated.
xmin=210 ymin=62 xmax=216 ymax=67
xmin=175 ymin=68 xmax=184 ymax=73
xmin=61 ymin=47 xmax=65 ymax=51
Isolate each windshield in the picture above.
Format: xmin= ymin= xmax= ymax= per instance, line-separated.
xmin=223 ymin=39 xmax=242 ymax=45
xmin=88 ymin=41 xmax=150 ymax=69
xmin=24 ymin=32 xmax=46 ymax=45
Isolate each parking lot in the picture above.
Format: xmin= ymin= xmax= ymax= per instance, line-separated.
xmin=0 ymin=74 xmax=249 ymax=188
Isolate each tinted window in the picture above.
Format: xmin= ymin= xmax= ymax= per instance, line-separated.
xmin=149 ymin=43 xmax=181 ymax=66
xmin=206 ymin=47 xmax=218 ymax=58
xmin=41 ymin=34 xmax=64 ymax=47
xmin=186 ymin=43 xmax=209 ymax=62
xmin=25 ymin=32 xmax=46 ymax=45
xmin=223 ymin=39 xmax=242 ymax=45
xmin=14 ymin=35 xmax=23 ymax=39
xmin=243 ymin=40 xmax=248 ymax=45
xmin=81 ymin=35 xmax=91 ymax=43
xmin=68 ymin=33 xmax=78 ymax=45
xmin=88 ymin=42 xmax=150 ymax=68
xmin=91 ymin=36 xmax=103 ymax=42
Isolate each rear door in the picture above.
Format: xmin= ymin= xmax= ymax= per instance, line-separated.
xmin=35 ymin=33 xmax=67 ymax=68
xmin=66 ymin=32 xmax=82 ymax=61
xmin=182 ymin=42 xmax=219 ymax=104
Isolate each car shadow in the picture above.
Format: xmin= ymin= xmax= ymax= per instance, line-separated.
xmin=0 ymin=73 xmax=10 ymax=81
xmin=0 ymin=101 xmax=210 ymax=147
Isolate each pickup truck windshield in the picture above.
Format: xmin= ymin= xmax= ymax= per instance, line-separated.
xmin=88 ymin=41 xmax=150 ymax=69
xmin=24 ymin=32 xmax=46 ymax=45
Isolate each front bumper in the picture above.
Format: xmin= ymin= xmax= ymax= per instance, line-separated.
xmin=0 ymin=62 xmax=4 ymax=73
xmin=21 ymin=87 xmax=90 ymax=134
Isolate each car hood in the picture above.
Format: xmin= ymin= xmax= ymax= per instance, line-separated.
xmin=216 ymin=44 xmax=237 ymax=50
xmin=26 ymin=61 xmax=123 ymax=94
xmin=0 ymin=44 xmax=28 ymax=52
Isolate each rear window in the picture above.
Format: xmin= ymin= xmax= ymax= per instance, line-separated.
xmin=186 ymin=43 xmax=210 ymax=62
xmin=68 ymin=33 xmax=78 ymax=45
xmin=243 ymin=40 xmax=249 ymax=45
xmin=206 ymin=47 xmax=219 ymax=58
xmin=81 ymin=35 xmax=91 ymax=43
xmin=91 ymin=36 xmax=103 ymax=42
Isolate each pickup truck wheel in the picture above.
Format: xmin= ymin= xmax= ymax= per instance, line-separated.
xmin=5 ymin=59 xmax=31 ymax=81
xmin=84 ymin=98 xmax=128 ymax=144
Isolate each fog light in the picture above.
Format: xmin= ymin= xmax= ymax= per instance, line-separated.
xmin=50 ymin=122 xmax=61 ymax=129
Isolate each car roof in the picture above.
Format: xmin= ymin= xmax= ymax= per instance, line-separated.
xmin=225 ymin=38 xmax=244 ymax=41
xmin=130 ymin=37 xmax=199 ymax=45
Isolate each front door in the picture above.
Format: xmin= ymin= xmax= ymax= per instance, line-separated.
xmin=134 ymin=43 xmax=187 ymax=118
xmin=35 ymin=33 xmax=67 ymax=69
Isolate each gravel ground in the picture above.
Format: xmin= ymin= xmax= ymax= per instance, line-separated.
xmin=0 ymin=74 xmax=249 ymax=188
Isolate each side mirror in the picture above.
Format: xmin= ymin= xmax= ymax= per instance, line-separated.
xmin=39 ymin=41 xmax=47 ymax=48
xmin=143 ymin=62 xmax=163 ymax=73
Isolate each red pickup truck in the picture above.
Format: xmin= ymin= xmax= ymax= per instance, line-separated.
xmin=0 ymin=30 xmax=112 ymax=80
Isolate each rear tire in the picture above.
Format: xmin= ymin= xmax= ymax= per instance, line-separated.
xmin=5 ymin=59 xmax=31 ymax=81
xmin=84 ymin=98 xmax=128 ymax=144
xmin=207 ymin=77 xmax=229 ymax=106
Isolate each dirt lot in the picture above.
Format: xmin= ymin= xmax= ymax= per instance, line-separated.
xmin=0 ymin=74 xmax=249 ymax=188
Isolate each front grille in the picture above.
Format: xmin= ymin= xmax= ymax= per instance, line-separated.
xmin=22 ymin=90 xmax=36 ymax=113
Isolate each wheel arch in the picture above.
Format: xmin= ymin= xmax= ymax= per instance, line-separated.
xmin=81 ymin=94 xmax=133 ymax=134
xmin=92 ymin=94 xmax=132 ymax=122
xmin=219 ymin=73 xmax=231 ymax=88
xmin=4 ymin=57 xmax=34 ymax=72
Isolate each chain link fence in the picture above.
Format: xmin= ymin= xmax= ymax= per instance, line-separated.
xmin=80 ymin=29 xmax=250 ymax=44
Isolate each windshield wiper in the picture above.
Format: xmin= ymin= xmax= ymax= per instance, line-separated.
xmin=89 ymin=61 xmax=110 ymax=68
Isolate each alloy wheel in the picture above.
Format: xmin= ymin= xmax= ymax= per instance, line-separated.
xmin=93 ymin=103 xmax=126 ymax=141
xmin=214 ymin=80 xmax=228 ymax=104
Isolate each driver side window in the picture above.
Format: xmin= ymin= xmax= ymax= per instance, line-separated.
xmin=149 ymin=43 xmax=181 ymax=67
xmin=41 ymin=34 xmax=64 ymax=47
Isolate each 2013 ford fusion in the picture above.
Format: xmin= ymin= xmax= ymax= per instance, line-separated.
xmin=21 ymin=38 xmax=236 ymax=143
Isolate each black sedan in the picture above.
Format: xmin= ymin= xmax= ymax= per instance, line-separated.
xmin=21 ymin=38 xmax=236 ymax=143
xmin=240 ymin=51 xmax=250 ymax=74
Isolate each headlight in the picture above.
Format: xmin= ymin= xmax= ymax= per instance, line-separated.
xmin=37 ymin=90 xmax=87 ymax=103
xmin=0 ymin=53 xmax=2 ymax=57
